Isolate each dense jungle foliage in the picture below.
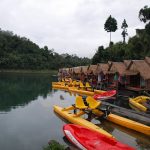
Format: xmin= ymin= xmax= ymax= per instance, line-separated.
xmin=0 ymin=30 xmax=91 ymax=70
xmin=92 ymin=6 xmax=150 ymax=64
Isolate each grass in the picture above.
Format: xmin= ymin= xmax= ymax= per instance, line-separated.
xmin=43 ymin=140 xmax=66 ymax=150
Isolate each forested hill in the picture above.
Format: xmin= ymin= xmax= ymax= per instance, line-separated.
xmin=0 ymin=29 xmax=91 ymax=70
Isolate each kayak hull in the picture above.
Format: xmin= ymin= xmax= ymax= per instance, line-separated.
xmin=52 ymin=84 xmax=69 ymax=90
xmin=52 ymin=82 xmax=64 ymax=86
xmin=68 ymin=87 xmax=105 ymax=96
xmin=92 ymin=109 xmax=150 ymax=136
xmin=129 ymin=96 xmax=150 ymax=112
xmin=54 ymin=105 xmax=113 ymax=138
xmin=68 ymin=87 xmax=94 ymax=96
xmin=93 ymin=90 xmax=116 ymax=100
xmin=63 ymin=124 xmax=135 ymax=150
xmin=107 ymin=114 xmax=150 ymax=136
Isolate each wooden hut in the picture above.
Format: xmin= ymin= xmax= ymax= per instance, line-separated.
xmin=86 ymin=65 xmax=98 ymax=82
xmin=95 ymin=63 xmax=109 ymax=89
xmin=145 ymin=57 xmax=150 ymax=66
xmin=87 ymin=65 xmax=97 ymax=75
xmin=65 ymin=68 xmax=70 ymax=74
xmin=107 ymin=62 xmax=127 ymax=87
xmin=61 ymin=68 xmax=70 ymax=78
xmin=96 ymin=63 xmax=109 ymax=75
xmin=72 ymin=66 xmax=82 ymax=80
xmin=126 ymin=60 xmax=150 ymax=90
xmin=69 ymin=67 xmax=73 ymax=75
xmin=124 ymin=60 xmax=132 ymax=67
xmin=79 ymin=66 xmax=89 ymax=82
xmin=81 ymin=66 xmax=89 ymax=75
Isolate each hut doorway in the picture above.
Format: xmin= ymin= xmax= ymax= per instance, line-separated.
xmin=130 ymin=74 xmax=140 ymax=87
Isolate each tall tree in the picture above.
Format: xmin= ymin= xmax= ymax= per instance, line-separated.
xmin=139 ymin=5 xmax=150 ymax=23
xmin=121 ymin=19 xmax=128 ymax=43
xmin=104 ymin=15 xmax=118 ymax=44
xmin=139 ymin=5 xmax=150 ymax=35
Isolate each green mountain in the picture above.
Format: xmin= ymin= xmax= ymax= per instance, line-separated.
xmin=0 ymin=29 xmax=91 ymax=70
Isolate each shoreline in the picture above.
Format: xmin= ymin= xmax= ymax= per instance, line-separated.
xmin=0 ymin=69 xmax=57 ymax=74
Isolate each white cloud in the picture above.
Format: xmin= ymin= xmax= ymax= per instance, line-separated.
xmin=0 ymin=0 xmax=149 ymax=58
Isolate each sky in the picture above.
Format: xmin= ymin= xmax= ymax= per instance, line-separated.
xmin=0 ymin=0 xmax=149 ymax=58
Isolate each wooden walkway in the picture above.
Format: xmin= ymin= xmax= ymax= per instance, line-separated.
xmin=100 ymin=101 xmax=150 ymax=126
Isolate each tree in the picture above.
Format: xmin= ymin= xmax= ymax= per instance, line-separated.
xmin=92 ymin=46 xmax=104 ymax=64
xmin=139 ymin=5 xmax=150 ymax=35
xmin=139 ymin=5 xmax=150 ymax=23
xmin=121 ymin=19 xmax=128 ymax=43
xmin=0 ymin=28 xmax=91 ymax=70
xmin=104 ymin=15 xmax=118 ymax=44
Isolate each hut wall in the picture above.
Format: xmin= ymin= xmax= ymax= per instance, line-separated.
xmin=129 ymin=74 xmax=140 ymax=87
xmin=80 ymin=73 xmax=85 ymax=82
xmin=108 ymin=74 xmax=114 ymax=84
xmin=146 ymin=79 xmax=150 ymax=89
xmin=125 ymin=76 xmax=130 ymax=86
xmin=140 ymin=77 xmax=146 ymax=88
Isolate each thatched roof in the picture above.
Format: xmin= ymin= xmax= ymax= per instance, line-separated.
xmin=108 ymin=62 xmax=127 ymax=75
xmin=59 ymin=68 xmax=63 ymax=72
xmin=87 ymin=65 xmax=97 ymax=74
xmin=61 ymin=68 xmax=70 ymax=73
xmin=73 ymin=66 xmax=82 ymax=74
xmin=81 ymin=66 xmax=89 ymax=74
xmin=96 ymin=63 xmax=109 ymax=74
xmin=108 ymin=61 xmax=112 ymax=65
xmin=65 ymin=68 xmax=70 ymax=72
xmin=127 ymin=60 xmax=150 ymax=80
xmin=145 ymin=57 xmax=150 ymax=66
xmin=69 ymin=68 xmax=73 ymax=74
xmin=124 ymin=60 xmax=132 ymax=67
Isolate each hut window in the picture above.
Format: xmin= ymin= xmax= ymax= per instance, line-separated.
xmin=140 ymin=78 xmax=145 ymax=88
xmin=114 ymin=72 xmax=119 ymax=81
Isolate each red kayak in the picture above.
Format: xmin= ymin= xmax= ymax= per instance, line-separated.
xmin=63 ymin=124 xmax=135 ymax=150
xmin=93 ymin=90 xmax=116 ymax=100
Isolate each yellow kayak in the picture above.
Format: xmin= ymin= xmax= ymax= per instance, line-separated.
xmin=54 ymin=105 xmax=113 ymax=138
xmin=129 ymin=96 xmax=150 ymax=112
xmin=52 ymin=84 xmax=69 ymax=90
xmin=52 ymin=82 xmax=64 ymax=86
xmin=92 ymin=109 xmax=150 ymax=136
xmin=68 ymin=87 xmax=105 ymax=96
xmin=68 ymin=87 xmax=94 ymax=96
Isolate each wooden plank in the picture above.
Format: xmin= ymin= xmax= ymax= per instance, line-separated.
xmin=100 ymin=102 xmax=150 ymax=125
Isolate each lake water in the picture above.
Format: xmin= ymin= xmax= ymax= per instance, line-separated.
xmin=0 ymin=73 xmax=149 ymax=150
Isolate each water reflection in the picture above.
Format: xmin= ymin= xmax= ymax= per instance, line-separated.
xmin=0 ymin=73 xmax=53 ymax=112
xmin=0 ymin=74 xmax=149 ymax=150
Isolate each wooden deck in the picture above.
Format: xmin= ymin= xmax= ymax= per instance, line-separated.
xmin=100 ymin=101 xmax=150 ymax=126
xmin=125 ymin=86 xmax=150 ymax=93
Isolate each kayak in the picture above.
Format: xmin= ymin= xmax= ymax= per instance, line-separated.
xmin=54 ymin=105 xmax=113 ymax=138
xmin=68 ymin=87 xmax=105 ymax=96
xmin=52 ymin=84 xmax=69 ymax=90
xmin=129 ymin=96 xmax=150 ymax=112
xmin=107 ymin=114 xmax=150 ymax=136
xmin=92 ymin=109 xmax=150 ymax=136
xmin=52 ymin=82 xmax=64 ymax=86
xmin=63 ymin=124 xmax=135 ymax=150
xmin=68 ymin=87 xmax=94 ymax=96
xmin=93 ymin=90 xmax=116 ymax=100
